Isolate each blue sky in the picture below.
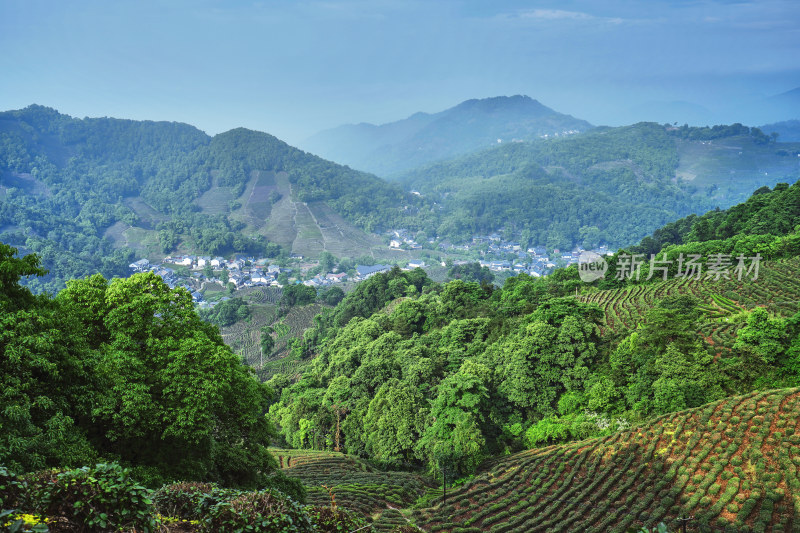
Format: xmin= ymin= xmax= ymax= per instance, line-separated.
xmin=1 ymin=0 xmax=798 ymax=144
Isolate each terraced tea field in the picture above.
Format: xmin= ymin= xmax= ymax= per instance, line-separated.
xmin=413 ymin=388 xmax=800 ymax=533
xmin=219 ymin=286 xmax=325 ymax=369
xmin=272 ymin=448 xmax=439 ymax=532
xmin=578 ymin=257 xmax=800 ymax=357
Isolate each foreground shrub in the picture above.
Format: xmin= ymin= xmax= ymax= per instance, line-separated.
xmin=0 ymin=466 xmax=20 ymax=509
xmin=307 ymin=505 xmax=371 ymax=532
xmin=206 ymin=489 xmax=312 ymax=532
xmin=153 ymin=481 xmax=218 ymax=520
xmin=262 ymin=471 xmax=307 ymax=503
xmin=390 ymin=526 xmax=425 ymax=533
xmin=33 ymin=463 xmax=156 ymax=532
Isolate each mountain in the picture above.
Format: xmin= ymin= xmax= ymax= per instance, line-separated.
xmin=762 ymin=119 xmax=800 ymax=142
xmin=301 ymin=95 xmax=593 ymax=176
xmin=0 ymin=105 xmax=423 ymax=292
xmin=396 ymin=122 xmax=800 ymax=249
xmin=730 ymin=87 xmax=800 ymax=126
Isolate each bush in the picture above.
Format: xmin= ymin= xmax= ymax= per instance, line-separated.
xmin=206 ymin=489 xmax=312 ymax=532
xmin=0 ymin=466 xmax=20 ymax=509
xmin=153 ymin=481 xmax=217 ymax=520
xmin=33 ymin=463 xmax=156 ymax=532
xmin=263 ymin=471 xmax=307 ymax=504
xmin=307 ymin=505 xmax=370 ymax=532
xmin=391 ymin=526 xmax=424 ymax=533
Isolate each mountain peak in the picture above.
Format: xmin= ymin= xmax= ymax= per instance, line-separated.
xmin=302 ymin=96 xmax=592 ymax=176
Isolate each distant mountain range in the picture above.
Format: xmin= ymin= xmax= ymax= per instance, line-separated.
xmin=2 ymin=104 xmax=799 ymax=292
xmin=301 ymin=95 xmax=593 ymax=176
xmin=761 ymin=119 xmax=800 ymax=142
xmin=620 ymin=87 xmax=800 ymax=128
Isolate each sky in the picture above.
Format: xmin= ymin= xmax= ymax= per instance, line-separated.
xmin=1 ymin=0 xmax=799 ymax=145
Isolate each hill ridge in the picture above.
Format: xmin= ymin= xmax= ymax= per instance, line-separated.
xmin=301 ymin=95 xmax=593 ymax=176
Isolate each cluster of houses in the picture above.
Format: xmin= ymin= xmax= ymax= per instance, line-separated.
xmin=435 ymin=233 xmax=614 ymax=276
xmin=538 ymin=129 xmax=583 ymax=139
xmin=128 ymin=253 xmax=427 ymax=303
xmin=475 ymin=244 xmax=613 ymax=277
xmin=301 ymin=271 xmax=348 ymax=288
xmin=387 ymin=229 xmax=423 ymax=251
xmin=128 ymin=255 xmax=293 ymax=304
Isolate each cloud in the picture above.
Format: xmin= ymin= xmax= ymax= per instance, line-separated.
xmin=493 ymin=8 xmax=626 ymax=26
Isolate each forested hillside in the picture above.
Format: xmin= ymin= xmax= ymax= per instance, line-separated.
xmin=268 ymin=181 xmax=800 ymax=486
xmin=3 ymin=184 xmax=800 ymax=531
xmin=397 ymin=122 xmax=800 ymax=248
xmin=0 ymin=105 xmax=423 ymax=292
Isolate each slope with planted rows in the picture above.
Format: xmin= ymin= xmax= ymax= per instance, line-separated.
xmin=413 ymin=388 xmax=800 ymax=532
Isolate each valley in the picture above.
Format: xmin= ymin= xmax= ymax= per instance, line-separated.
xmin=4 ymin=1 xmax=800 ymax=531
xmin=2 ymin=104 xmax=800 ymax=532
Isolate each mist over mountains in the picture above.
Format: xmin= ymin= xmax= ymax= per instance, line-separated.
xmin=301 ymin=95 xmax=593 ymax=176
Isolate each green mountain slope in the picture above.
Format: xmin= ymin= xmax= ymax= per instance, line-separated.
xmin=302 ymin=95 xmax=593 ymax=176
xmin=268 ymin=182 xmax=800 ymax=509
xmin=396 ymin=122 xmax=800 ymax=248
xmin=0 ymin=105 xmax=422 ymax=291
xmin=414 ymin=387 xmax=800 ymax=532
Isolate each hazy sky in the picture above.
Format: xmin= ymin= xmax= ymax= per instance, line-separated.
xmin=2 ymin=0 xmax=798 ymax=144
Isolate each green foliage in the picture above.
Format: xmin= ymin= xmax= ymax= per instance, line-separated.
xmin=281 ymin=284 xmax=318 ymax=309
xmin=153 ymin=481 xmax=218 ymax=520
xmin=271 ymin=273 xmax=606 ymax=478
xmin=32 ymin=463 xmax=156 ymax=532
xmin=447 ymin=262 xmax=495 ymax=285
xmin=0 ymin=246 xmax=279 ymax=487
xmin=318 ymin=286 xmax=345 ymax=306
xmin=261 ymin=325 xmax=276 ymax=355
xmin=199 ymin=297 xmax=251 ymax=327
xmin=0 ymin=245 xmax=98 ymax=472
xmin=306 ymin=505 xmax=370 ymax=533
xmin=205 ymin=488 xmax=312 ymax=533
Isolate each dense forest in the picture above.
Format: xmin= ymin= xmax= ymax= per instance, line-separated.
xmin=268 ymin=182 xmax=800 ymax=480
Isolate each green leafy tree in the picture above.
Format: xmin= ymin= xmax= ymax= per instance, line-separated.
xmin=63 ymin=272 xmax=278 ymax=486
xmin=363 ymin=379 xmax=426 ymax=467
xmin=418 ymin=361 xmax=492 ymax=476
xmin=261 ymin=326 xmax=275 ymax=356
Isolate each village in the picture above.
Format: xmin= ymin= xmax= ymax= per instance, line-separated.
xmin=128 ymin=253 xmax=415 ymax=308
xmin=127 ymin=230 xmax=614 ymax=308
xmin=386 ymin=228 xmax=614 ymax=277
